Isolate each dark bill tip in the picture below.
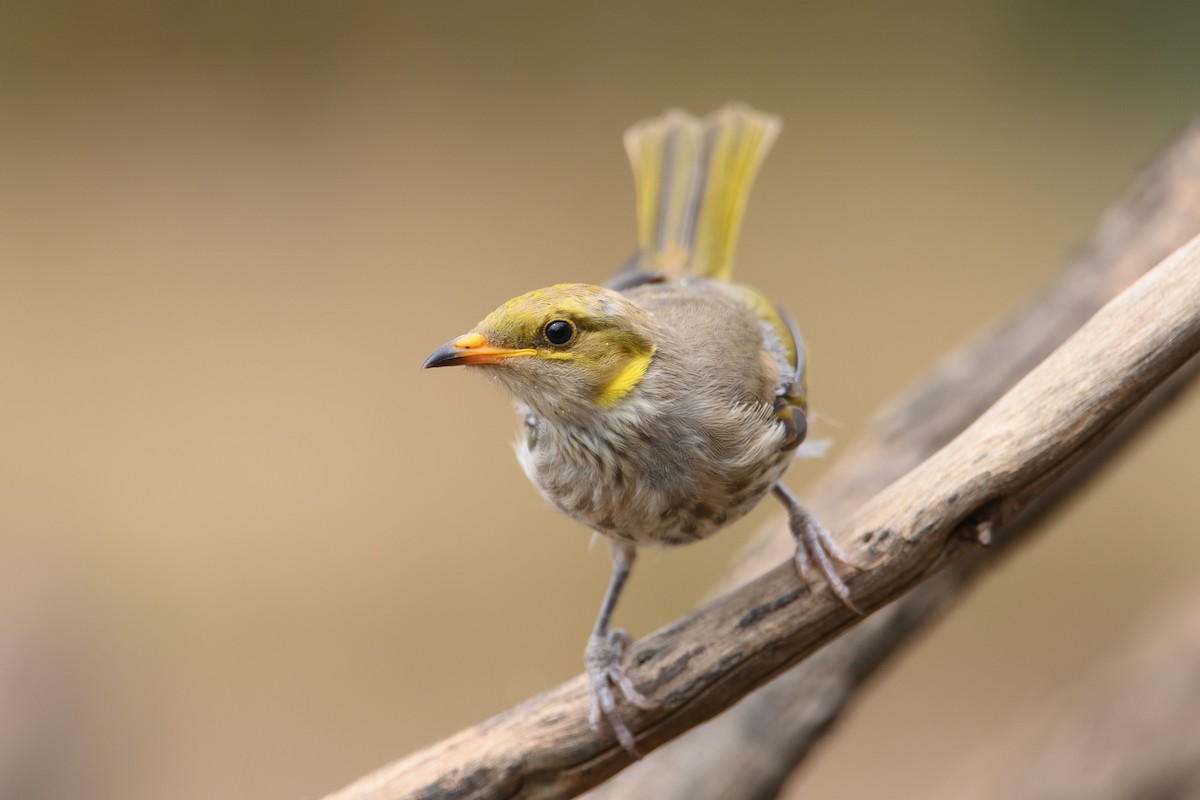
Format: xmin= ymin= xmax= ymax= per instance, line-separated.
xmin=422 ymin=341 xmax=464 ymax=369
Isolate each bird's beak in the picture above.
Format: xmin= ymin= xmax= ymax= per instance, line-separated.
xmin=422 ymin=332 xmax=537 ymax=368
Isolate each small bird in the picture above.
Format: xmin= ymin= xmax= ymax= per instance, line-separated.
xmin=423 ymin=104 xmax=856 ymax=753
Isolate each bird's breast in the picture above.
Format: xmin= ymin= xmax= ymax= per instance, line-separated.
xmin=515 ymin=399 xmax=791 ymax=547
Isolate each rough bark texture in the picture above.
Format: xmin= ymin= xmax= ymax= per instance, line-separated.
xmin=321 ymin=172 xmax=1200 ymax=798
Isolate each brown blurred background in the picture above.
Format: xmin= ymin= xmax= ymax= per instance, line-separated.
xmin=2 ymin=2 xmax=1199 ymax=798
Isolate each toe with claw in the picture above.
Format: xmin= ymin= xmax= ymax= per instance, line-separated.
xmin=775 ymin=484 xmax=864 ymax=614
xmin=585 ymin=629 xmax=656 ymax=756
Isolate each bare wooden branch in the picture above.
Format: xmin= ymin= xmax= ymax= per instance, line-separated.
xmin=322 ymin=232 xmax=1200 ymax=796
xmin=601 ymin=353 xmax=1200 ymax=800
xmin=729 ymin=114 xmax=1200 ymax=592
xmin=596 ymin=117 xmax=1200 ymax=800
xmin=933 ymin=594 xmax=1200 ymax=800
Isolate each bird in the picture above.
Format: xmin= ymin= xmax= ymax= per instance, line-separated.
xmin=422 ymin=104 xmax=857 ymax=754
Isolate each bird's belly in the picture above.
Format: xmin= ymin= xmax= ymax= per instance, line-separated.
xmin=517 ymin=429 xmax=792 ymax=547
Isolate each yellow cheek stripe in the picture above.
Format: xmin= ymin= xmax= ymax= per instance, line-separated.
xmin=595 ymin=347 xmax=656 ymax=407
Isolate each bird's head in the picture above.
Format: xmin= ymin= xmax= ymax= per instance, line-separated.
xmin=423 ymin=283 xmax=659 ymax=419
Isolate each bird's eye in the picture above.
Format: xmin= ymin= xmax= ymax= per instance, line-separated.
xmin=543 ymin=319 xmax=576 ymax=346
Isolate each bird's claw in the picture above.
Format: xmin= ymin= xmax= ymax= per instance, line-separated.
xmin=788 ymin=506 xmax=863 ymax=615
xmin=585 ymin=629 xmax=656 ymax=756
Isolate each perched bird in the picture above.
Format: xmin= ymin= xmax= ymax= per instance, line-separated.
xmin=423 ymin=104 xmax=856 ymax=753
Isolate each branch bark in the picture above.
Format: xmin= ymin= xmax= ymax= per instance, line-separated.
xmin=933 ymin=593 xmax=1200 ymax=800
xmin=321 ymin=159 xmax=1200 ymax=799
xmin=603 ymin=356 xmax=1200 ymax=800
xmin=595 ymin=119 xmax=1200 ymax=800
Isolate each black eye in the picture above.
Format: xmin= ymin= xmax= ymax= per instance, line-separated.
xmin=543 ymin=319 xmax=575 ymax=346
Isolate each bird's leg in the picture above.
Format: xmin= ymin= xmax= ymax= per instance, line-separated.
xmin=584 ymin=540 xmax=655 ymax=755
xmin=773 ymin=483 xmax=863 ymax=614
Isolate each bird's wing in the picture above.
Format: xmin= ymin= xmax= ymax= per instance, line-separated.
xmin=772 ymin=304 xmax=807 ymax=409
xmin=713 ymin=282 xmax=806 ymax=408
xmin=766 ymin=301 xmax=809 ymax=452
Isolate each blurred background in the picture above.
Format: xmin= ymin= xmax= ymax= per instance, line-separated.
xmin=2 ymin=2 xmax=1200 ymax=798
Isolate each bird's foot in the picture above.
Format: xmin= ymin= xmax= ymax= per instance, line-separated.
xmin=585 ymin=629 xmax=656 ymax=756
xmin=785 ymin=501 xmax=863 ymax=614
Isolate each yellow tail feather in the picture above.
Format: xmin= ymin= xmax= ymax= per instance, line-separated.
xmin=623 ymin=104 xmax=780 ymax=281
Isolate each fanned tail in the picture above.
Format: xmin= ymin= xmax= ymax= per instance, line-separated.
xmin=623 ymin=103 xmax=781 ymax=281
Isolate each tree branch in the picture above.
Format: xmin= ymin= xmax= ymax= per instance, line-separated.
xmin=595 ymin=118 xmax=1200 ymax=800
xmin=322 ymin=197 xmax=1200 ymax=800
xmin=600 ymin=356 xmax=1200 ymax=800
xmin=933 ymin=593 xmax=1200 ymax=800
